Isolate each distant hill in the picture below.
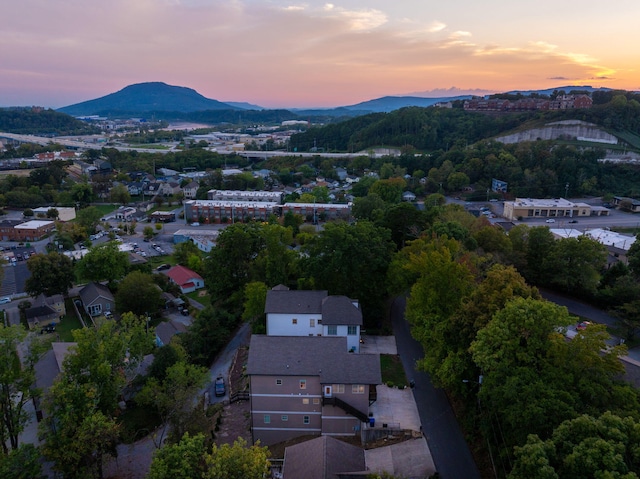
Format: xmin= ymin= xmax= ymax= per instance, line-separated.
xmin=0 ymin=107 xmax=99 ymax=135
xmin=341 ymin=95 xmax=472 ymax=113
xmin=58 ymin=82 xmax=238 ymax=116
xmin=223 ymin=101 xmax=265 ymax=110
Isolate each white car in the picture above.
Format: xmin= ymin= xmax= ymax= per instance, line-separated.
xmin=0 ymin=297 xmax=10 ymax=304
xmin=545 ymin=219 xmax=556 ymax=223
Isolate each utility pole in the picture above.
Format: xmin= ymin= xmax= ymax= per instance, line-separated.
xmin=565 ymin=183 xmax=569 ymax=198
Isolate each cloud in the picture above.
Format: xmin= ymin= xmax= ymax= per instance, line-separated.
xmin=0 ymin=0 xmax=626 ymax=108
xmin=427 ymin=21 xmax=446 ymax=33
xmin=548 ymin=76 xmax=572 ymax=80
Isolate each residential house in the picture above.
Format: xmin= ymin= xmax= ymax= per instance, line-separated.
xmin=282 ymin=435 xmax=366 ymax=479
xmin=159 ymin=181 xmax=181 ymax=197
xmin=126 ymin=181 xmax=144 ymax=196
xmin=155 ymin=319 xmax=187 ymax=347
xmin=25 ymin=294 xmax=66 ymax=330
xmin=165 ymin=265 xmax=204 ymax=294
xmin=402 ymin=191 xmax=417 ymax=202
xmin=34 ymin=342 xmax=77 ymax=421
xmin=182 ymin=181 xmax=199 ymax=199
xmin=265 ymin=286 xmax=362 ymax=352
xmin=247 ymin=335 xmax=381 ymax=446
xmin=78 ymin=282 xmax=115 ymax=317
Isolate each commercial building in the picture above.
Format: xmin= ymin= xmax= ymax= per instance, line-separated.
xmin=184 ymin=200 xmax=277 ymax=224
xmin=503 ymin=198 xmax=609 ymax=221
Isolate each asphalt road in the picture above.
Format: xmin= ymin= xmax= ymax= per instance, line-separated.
xmin=391 ymin=296 xmax=481 ymax=479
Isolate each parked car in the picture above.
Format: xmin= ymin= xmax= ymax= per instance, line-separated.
xmin=0 ymin=297 xmax=10 ymax=304
xmin=157 ymin=264 xmax=171 ymax=271
xmin=569 ymin=219 xmax=578 ymax=223
xmin=214 ymin=376 xmax=226 ymax=397
xmin=576 ymin=321 xmax=592 ymax=330
xmin=545 ymin=219 xmax=556 ymax=223
xmin=181 ymin=308 xmax=190 ymax=316
xmin=40 ymin=323 xmax=56 ymax=334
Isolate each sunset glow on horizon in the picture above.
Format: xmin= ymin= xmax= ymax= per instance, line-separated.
xmin=2 ymin=0 xmax=639 ymax=109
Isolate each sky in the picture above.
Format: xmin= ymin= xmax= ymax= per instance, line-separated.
xmin=2 ymin=0 xmax=639 ymax=109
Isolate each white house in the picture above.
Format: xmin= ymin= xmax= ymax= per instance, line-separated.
xmin=264 ymin=286 xmax=362 ymax=353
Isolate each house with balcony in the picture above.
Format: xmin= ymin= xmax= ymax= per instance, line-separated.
xmin=247 ymin=335 xmax=381 ymax=446
xmin=265 ymin=286 xmax=362 ymax=353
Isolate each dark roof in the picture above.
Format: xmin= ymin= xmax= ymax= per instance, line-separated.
xmin=79 ymin=282 xmax=114 ymax=305
xmin=283 ymin=436 xmax=366 ymax=479
xmin=264 ymin=289 xmax=328 ymax=314
xmin=247 ymin=335 xmax=381 ymax=385
xmin=155 ymin=320 xmax=187 ymax=345
xmin=25 ymin=305 xmax=58 ymax=325
xmin=321 ymin=296 xmax=362 ymax=326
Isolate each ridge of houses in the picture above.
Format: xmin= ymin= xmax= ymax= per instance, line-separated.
xmin=464 ymin=94 xmax=593 ymax=112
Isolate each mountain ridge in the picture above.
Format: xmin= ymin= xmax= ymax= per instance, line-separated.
xmin=58 ymin=82 xmax=238 ymax=116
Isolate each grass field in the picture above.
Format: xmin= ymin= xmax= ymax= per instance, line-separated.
xmin=380 ymin=354 xmax=408 ymax=388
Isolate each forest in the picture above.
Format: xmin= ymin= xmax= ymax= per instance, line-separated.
xmin=0 ymin=108 xmax=99 ymax=136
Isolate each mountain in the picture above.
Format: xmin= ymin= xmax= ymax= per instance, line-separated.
xmin=341 ymin=95 xmax=473 ymax=113
xmin=223 ymin=101 xmax=265 ymax=110
xmin=58 ymin=82 xmax=239 ymax=116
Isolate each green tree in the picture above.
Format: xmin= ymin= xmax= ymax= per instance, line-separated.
xmin=352 ymin=194 xmax=386 ymax=222
xmin=143 ymin=225 xmax=155 ymax=240
xmin=243 ymin=282 xmax=268 ymax=333
xmin=148 ymin=433 xmax=207 ymax=479
xmin=181 ymin=307 xmax=234 ymax=366
xmin=110 ymin=183 xmax=131 ymax=205
xmin=77 ymin=242 xmax=129 ymax=284
xmin=0 ymin=325 xmax=39 ymax=453
xmin=137 ymin=361 xmax=208 ymax=446
xmin=0 ymin=444 xmax=44 ymax=479
xmin=547 ymin=236 xmax=607 ymax=295
xmin=301 ymin=221 xmax=395 ymax=324
xmin=76 ymin=206 xmax=103 ymax=234
xmin=510 ymin=412 xmax=640 ymax=479
xmin=203 ymin=223 xmax=266 ymax=305
xmin=71 ymin=182 xmax=94 ymax=207
xmin=173 ymin=241 xmax=203 ymax=273
xmin=115 ymin=271 xmax=164 ymax=316
xmin=368 ymin=177 xmax=406 ymax=204
xmin=404 ymin=236 xmax=475 ymax=384
xmin=25 ymin=251 xmax=74 ymax=297
xmin=204 ymin=437 xmax=270 ymax=479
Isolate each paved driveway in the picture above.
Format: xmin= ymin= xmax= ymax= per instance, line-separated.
xmin=391 ymin=296 xmax=481 ymax=479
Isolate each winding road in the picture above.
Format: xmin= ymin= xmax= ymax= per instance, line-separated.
xmin=391 ymin=296 xmax=481 ymax=479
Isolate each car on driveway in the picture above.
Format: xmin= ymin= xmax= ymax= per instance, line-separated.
xmin=215 ymin=376 xmax=226 ymax=397
xmin=40 ymin=323 xmax=56 ymax=334
xmin=576 ymin=321 xmax=592 ymax=330
xmin=157 ymin=264 xmax=171 ymax=271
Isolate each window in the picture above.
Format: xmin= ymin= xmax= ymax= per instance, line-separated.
xmin=347 ymin=325 xmax=357 ymax=335
xmin=313 ymin=398 xmax=320 ymax=404
xmin=310 ymin=319 xmax=315 ymax=327
xmin=317 ymin=319 xmax=322 ymax=324
xmin=299 ymin=379 xmax=306 ymax=389
xmin=276 ymin=379 xmax=282 ymax=386
xmin=264 ymin=415 xmax=271 ymax=424
xmin=327 ymin=325 xmax=337 ymax=336
xmin=303 ymin=416 xmax=310 ymax=424
xmin=281 ymin=415 xmax=288 ymax=422
xmin=302 ymin=398 xmax=309 ymax=405
xmin=332 ymin=384 xmax=345 ymax=394
xmin=352 ymin=384 xmax=365 ymax=394
xmin=292 ymin=318 xmax=297 ymax=325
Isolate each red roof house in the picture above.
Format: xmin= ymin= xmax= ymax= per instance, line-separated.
xmin=165 ymin=265 xmax=204 ymax=294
